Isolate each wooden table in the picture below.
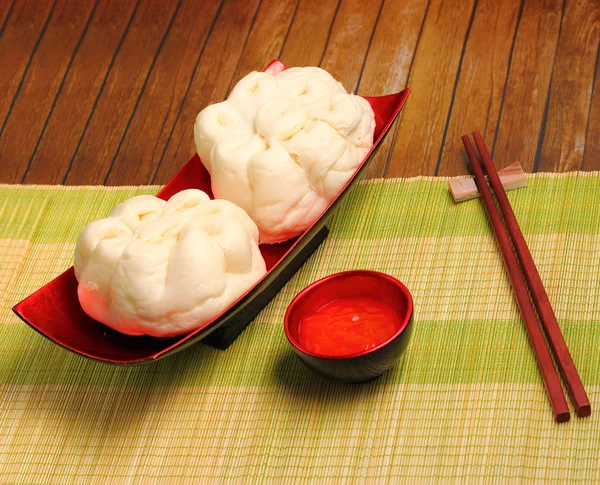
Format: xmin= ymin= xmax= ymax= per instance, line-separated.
xmin=0 ymin=0 xmax=598 ymax=186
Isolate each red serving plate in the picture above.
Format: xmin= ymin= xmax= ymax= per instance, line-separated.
xmin=13 ymin=60 xmax=410 ymax=365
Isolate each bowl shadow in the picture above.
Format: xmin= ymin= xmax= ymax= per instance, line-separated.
xmin=273 ymin=349 xmax=409 ymax=403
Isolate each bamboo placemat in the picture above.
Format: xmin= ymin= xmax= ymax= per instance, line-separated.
xmin=0 ymin=173 xmax=599 ymax=483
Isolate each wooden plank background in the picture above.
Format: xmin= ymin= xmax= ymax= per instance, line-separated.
xmin=0 ymin=0 xmax=598 ymax=185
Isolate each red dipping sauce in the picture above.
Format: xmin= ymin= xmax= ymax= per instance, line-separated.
xmin=297 ymin=297 xmax=401 ymax=357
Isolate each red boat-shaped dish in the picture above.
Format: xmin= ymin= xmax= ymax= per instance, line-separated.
xmin=13 ymin=60 xmax=410 ymax=364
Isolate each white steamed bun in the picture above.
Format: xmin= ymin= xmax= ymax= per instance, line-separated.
xmin=194 ymin=66 xmax=375 ymax=243
xmin=74 ymin=189 xmax=266 ymax=337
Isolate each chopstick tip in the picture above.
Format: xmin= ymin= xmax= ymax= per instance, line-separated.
xmin=576 ymin=404 xmax=591 ymax=418
xmin=556 ymin=410 xmax=571 ymax=423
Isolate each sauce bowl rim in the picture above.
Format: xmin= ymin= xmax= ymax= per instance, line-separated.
xmin=284 ymin=270 xmax=413 ymax=361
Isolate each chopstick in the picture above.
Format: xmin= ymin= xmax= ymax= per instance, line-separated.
xmin=462 ymin=134 xmax=570 ymax=423
xmin=472 ymin=131 xmax=591 ymax=418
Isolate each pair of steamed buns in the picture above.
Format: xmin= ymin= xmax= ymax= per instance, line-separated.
xmin=74 ymin=67 xmax=375 ymax=337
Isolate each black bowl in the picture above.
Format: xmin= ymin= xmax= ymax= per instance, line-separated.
xmin=284 ymin=270 xmax=414 ymax=382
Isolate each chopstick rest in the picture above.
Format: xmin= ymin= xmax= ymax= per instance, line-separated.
xmin=472 ymin=131 xmax=591 ymax=419
xmin=462 ymin=134 xmax=570 ymax=423
xmin=448 ymin=162 xmax=527 ymax=202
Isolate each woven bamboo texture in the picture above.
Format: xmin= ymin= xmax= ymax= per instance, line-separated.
xmin=0 ymin=173 xmax=598 ymax=483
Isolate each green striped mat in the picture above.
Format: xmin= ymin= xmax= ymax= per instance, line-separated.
xmin=0 ymin=173 xmax=598 ymax=483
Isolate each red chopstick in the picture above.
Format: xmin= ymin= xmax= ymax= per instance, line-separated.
xmin=462 ymin=135 xmax=570 ymax=423
xmin=472 ymin=131 xmax=591 ymax=418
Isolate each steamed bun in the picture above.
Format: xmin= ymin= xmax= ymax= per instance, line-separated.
xmin=74 ymin=190 xmax=266 ymax=337
xmin=194 ymin=67 xmax=375 ymax=243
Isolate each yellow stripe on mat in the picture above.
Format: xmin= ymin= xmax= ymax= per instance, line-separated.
xmin=0 ymin=384 xmax=597 ymax=483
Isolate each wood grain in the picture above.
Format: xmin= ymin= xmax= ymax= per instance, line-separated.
xmin=0 ymin=0 xmax=98 ymax=183
xmin=22 ymin=0 xmax=139 ymax=184
xmin=386 ymin=0 xmax=476 ymax=178
xmin=537 ymin=0 xmax=600 ymax=172
xmin=319 ymin=0 xmax=384 ymax=94
xmin=0 ymin=1 xmax=14 ymax=35
xmin=437 ymin=0 xmax=522 ymax=176
xmin=280 ymin=0 xmax=339 ymax=67
xmin=63 ymin=0 xmax=181 ymax=185
xmin=227 ymin=0 xmax=299 ymax=93
xmin=0 ymin=0 xmax=598 ymax=184
xmin=107 ymin=0 xmax=297 ymax=186
xmin=0 ymin=0 xmax=55 ymax=130
xmin=102 ymin=0 xmax=222 ymax=186
xmin=357 ymin=0 xmax=429 ymax=179
xmin=582 ymin=49 xmax=600 ymax=172
xmin=150 ymin=0 xmax=261 ymax=185
xmin=492 ymin=0 xmax=564 ymax=172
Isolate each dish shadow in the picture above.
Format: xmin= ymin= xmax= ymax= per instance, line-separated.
xmin=14 ymin=339 xmax=213 ymax=438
